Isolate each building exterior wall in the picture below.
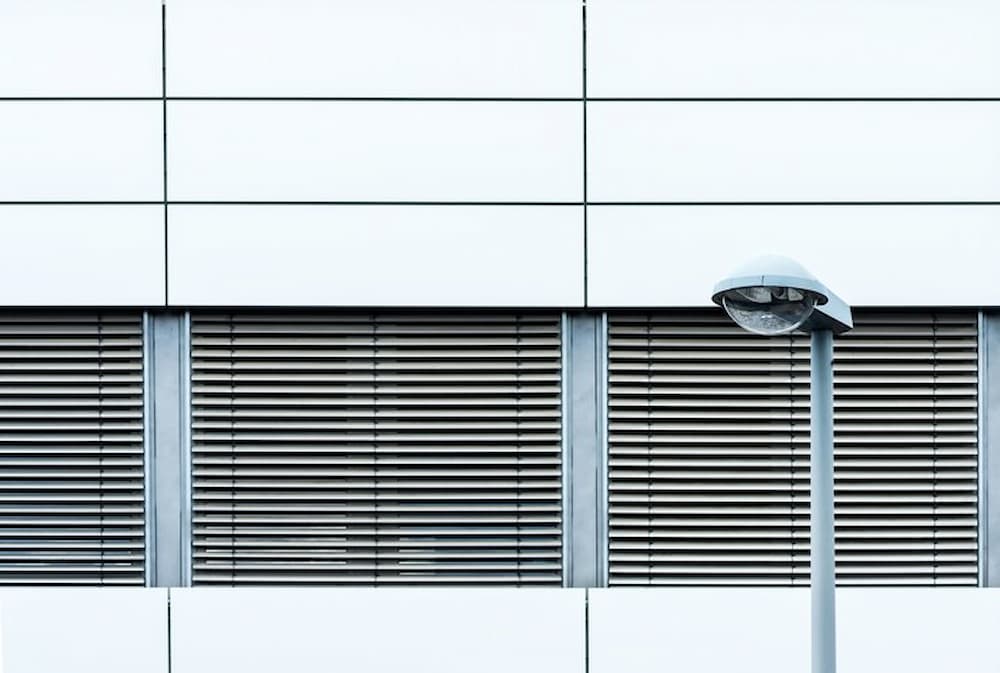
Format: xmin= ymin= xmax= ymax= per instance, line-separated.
xmin=1 ymin=2 xmax=998 ymax=669
xmin=1 ymin=0 xmax=999 ymax=308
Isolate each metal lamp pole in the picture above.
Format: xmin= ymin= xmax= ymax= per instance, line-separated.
xmin=810 ymin=329 xmax=836 ymax=673
xmin=711 ymin=255 xmax=852 ymax=673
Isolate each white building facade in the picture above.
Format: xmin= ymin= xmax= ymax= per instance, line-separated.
xmin=1 ymin=1 xmax=999 ymax=671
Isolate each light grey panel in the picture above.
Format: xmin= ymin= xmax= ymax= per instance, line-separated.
xmin=0 ymin=588 xmax=169 ymax=673
xmin=0 ymin=0 xmax=162 ymax=96
xmin=563 ymin=313 xmax=607 ymax=587
xmin=587 ymin=102 xmax=1000 ymax=203
xmin=167 ymin=101 xmax=582 ymax=202
xmin=986 ymin=312 xmax=1000 ymax=586
xmin=170 ymin=588 xmax=585 ymax=673
xmin=167 ymin=0 xmax=581 ymax=97
xmin=587 ymin=0 xmax=1000 ymax=97
xmin=147 ymin=313 xmax=192 ymax=587
xmin=0 ymin=102 xmax=163 ymax=201
xmin=167 ymin=205 xmax=584 ymax=308
xmin=587 ymin=205 xmax=1000 ymax=308
xmin=0 ymin=206 xmax=165 ymax=307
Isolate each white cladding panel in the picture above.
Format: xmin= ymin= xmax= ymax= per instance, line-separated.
xmin=587 ymin=206 xmax=1000 ymax=307
xmin=587 ymin=0 xmax=1000 ymax=98
xmin=589 ymin=589 xmax=1000 ymax=673
xmin=0 ymin=102 xmax=163 ymax=202
xmin=0 ymin=0 xmax=162 ymax=97
xmin=587 ymin=102 xmax=1000 ymax=203
xmin=0 ymin=588 xmax=168 ymax=673
xmin=167 ymin=0 xmax=581 ymax=97
xmin=0 ymin=207 xmax=164 ymax=306
xmin=168 ymin=205 xmax=583 ymax=307
xmin=167 ymin=102 xmax=582 ymax=202
xmin=589 ymin=589 xmax=809 ymax=673
xmin=170 ymin=588 xmax=586 ymax=673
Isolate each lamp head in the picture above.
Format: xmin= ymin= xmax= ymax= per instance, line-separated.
xmin=711 ymin=255 xmax=853 ymax=335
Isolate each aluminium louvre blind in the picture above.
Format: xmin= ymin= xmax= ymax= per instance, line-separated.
xmin=0 ymin=313 xmax=145 ymax=585
xmin=608 ymin=310 xmax=978 ymax=586
xmin=191 ymin=313 xmax=563 ymax=585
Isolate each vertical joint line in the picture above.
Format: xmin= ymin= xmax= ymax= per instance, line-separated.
xmin=581 ymin=2 xmax=588 ymax=307
xmin=161 ymin=3 xmax=169 ymax=305
xmin=584 ymin=588 xmax=591 ymax=673
xmin=166 ymin=590 xmax=173 ymax=673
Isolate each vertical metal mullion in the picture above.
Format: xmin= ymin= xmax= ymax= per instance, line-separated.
xmin=564 ymin=312 xmax=606 ymax=587
xmin=597 ymin=312 xmax=609 ymax=587
xmin=180 ymin=311 xmax=193 ymax=586
xmin=561 ymin=313 xmax=573 ymax=587
xmin=146 ymin=310 xmax=192 ymax=587
xmin=143 ymin=312 xmax=157 ymax=587
xmin=982 ymin=311 xmax=1000 ymax=587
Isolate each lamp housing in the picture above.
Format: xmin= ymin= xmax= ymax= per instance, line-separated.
xmin=711 ymin=255 xmax=853 ymax=335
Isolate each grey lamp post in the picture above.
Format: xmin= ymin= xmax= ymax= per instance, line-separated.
xmin=711 ymin=255 xmax=853 ymax=673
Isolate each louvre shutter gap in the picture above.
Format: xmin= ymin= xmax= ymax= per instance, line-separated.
xmin=515 ymin=314 xmax=521 ymax=585
xmin=788 ymin=333 xmax=794 ymax=588
xmin=228 ymin=314 xmax=236 ymax=587
xmin=932 ymin=313 xmax=938 ymax=585
xmin=98 ymin=316 xmax=105 ymax=586
xmin=646 ymin=314 xmax=653 ymax=579
xmin=372 ymin=313 xmax=379 ymax=587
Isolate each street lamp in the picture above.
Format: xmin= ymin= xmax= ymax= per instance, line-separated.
xmin=711 ymin=255 xmax=852 ymax=673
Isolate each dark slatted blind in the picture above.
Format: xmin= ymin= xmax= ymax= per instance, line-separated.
xmin=191 ymin=313 xmax=563 ymax=585
xmin=0 ymin=313 xmax=146 ymax=585
xmin=608 ymin=310 xmax=978 ymax=586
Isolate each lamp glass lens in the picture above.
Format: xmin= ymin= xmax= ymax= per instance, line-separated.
xmin=721 ymin=286 xmax=816 ymax=335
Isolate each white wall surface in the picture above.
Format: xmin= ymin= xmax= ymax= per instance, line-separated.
xmin=587 ymin=0 xmax=1000 ymax=98
xmin=0 ymin=2 xmax=996 ymax=309
xmin=167 ymin=102 xmax=582 ymax=202
xmin=168 ymin=205 xmax=583 ymax=306
xmin=587 ymin=102 xmax=1000 ymax=203
xmin=167 ymin=0 xmax=581 ymax=97
xmin=588 ymin=588 xmax=1000 ymax=673
xmin=0 ymin=588 xmax=168 ymax=673
xmin=0 ymin=102 xmax=163 ymax=202
xmin=0 ymin=588 xmax=994 ymax=673
xmin=0 ymin=0 xmax=161 ymax=97
xmin=587 ymin=205 xmax=1000 ymax=307
xmin=169 ymin=588 xmax=586 ymax=673
xmin=589 ymin=589 xmax=809 ymax=673
xmin=0 ymin=206 xmax=165 ymax=306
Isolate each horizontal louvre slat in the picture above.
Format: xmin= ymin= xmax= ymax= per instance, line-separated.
xmin=191 ymin=313 xmax=563 ymax=586
xmin=608 ymin=310 xmax=978 ymax=587
xmin=0 ymin=313 xmax=145 ymax=585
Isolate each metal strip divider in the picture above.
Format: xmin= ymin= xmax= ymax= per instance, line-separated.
xmin=562 ymin=313 xmax=574 ymax=587
xmin=145 ymin=310 xmax=193 ymax=587
xmin=180 ymin=311 xmax=193 ymax=586
xmin=983 ymin=311 xmax=1000 ymax=586
xmin=143 ymin=312 xmax=157 ymax=587
xmin=598 ymin=312 xmax=609 ymax=588
xmin=564 ymin=312 xmax=608 ymax=587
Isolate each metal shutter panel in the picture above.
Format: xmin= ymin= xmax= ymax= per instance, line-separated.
xmin=0 ymin=313 xmax=145 ymax=585
xmin=191 ymin=313 xmax=563 ymax=585
xmin=608 ymin=310 xmax=978 ymax=586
